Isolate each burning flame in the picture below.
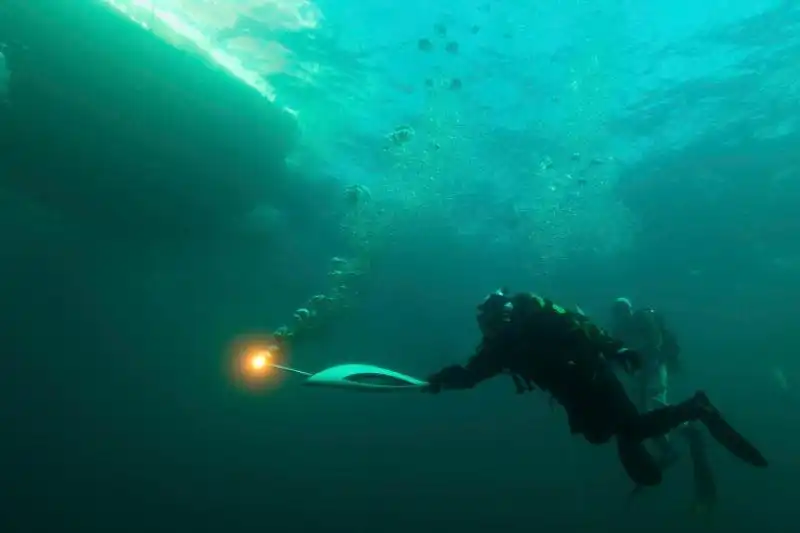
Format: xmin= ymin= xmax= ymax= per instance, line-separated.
xmin=229 ymin=335 xmax=284 ymax=390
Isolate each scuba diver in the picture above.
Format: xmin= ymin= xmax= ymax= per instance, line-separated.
xmin=609 ymin=297 xmax=716 ymax=510
xmin=610 ymin=298 xmax=683 ymax=462
xmin=423 ymin=289 xmax=767 ymax=487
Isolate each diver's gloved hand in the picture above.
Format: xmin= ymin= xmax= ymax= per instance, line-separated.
xmin=421 ymin=370 xmax=448 ymax=394
xmin=421 ymin=365 xmax=467 ymax=394
xmin=421 ymin=381 xmax=442 ymax=394
xmin=615 ymin=347 xmax=643 ymax=374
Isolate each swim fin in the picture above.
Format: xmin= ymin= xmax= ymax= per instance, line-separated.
xmin=617 ymin=436 xmax=662 ymax=486
xmin=694 ymin=392 xmax=768 ymax=467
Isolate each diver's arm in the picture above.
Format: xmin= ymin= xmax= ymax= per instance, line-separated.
xmin=589 ymin=325 xmax=644 ymax=373
xmin=610 ymin=346 xmax=644 ymax=374
xmin=423 ymin=344 xmax=502 ymax=393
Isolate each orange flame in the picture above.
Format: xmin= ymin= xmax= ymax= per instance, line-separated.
xmin=229 ymin=334 xmax=285 ymax=391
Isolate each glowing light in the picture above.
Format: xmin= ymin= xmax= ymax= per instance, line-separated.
xmin=248 ymin=350 xmax=271 ymax=373
xmin=240 ymin=346 xmax=276 ymax=380
xmin=228 ymin=334 xmax=287 ymax=391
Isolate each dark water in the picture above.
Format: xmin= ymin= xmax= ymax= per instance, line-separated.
xmin=1 ymin=2 xmax=798 ymax=533
xmin=0 ymin=186 xmax=793 ymax=533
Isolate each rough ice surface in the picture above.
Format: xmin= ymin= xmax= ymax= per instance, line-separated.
xmin=100 ymin=1 xmax=800 ymax=264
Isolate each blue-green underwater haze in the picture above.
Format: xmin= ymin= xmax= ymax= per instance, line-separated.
xmin=0 ymin=1 xmax=798 ymax=532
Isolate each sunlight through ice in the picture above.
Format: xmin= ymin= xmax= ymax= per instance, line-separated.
xmin=103 ymin=0 xmax=322 ymax=105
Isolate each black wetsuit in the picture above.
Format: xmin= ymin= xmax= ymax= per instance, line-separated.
xmin=425 ymin=292 xmax=767 ymax=486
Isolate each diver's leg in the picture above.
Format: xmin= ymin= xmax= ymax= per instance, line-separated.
xmin=602 ymin=372 xmax=662 ymax=486
xmin=617 ymin=435 xmax=661 ymax=486
xmin=682 ymin=423 xmax=717 ymax=513
xmin=627 ymin=392 xmax=768 ymax=467
xmin=636 ymin=368 xmax=651 ymax=413
xmin=648 ymin=364 xmax=681 ymax=469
